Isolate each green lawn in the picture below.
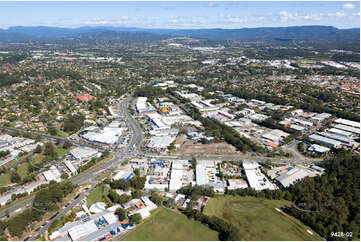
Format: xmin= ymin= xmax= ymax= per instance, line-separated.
xmin=86 ymin=185 xmax=108 ymax=207
xmin=121 ymin=207 xmax=219 ymax=241
xmin=204 ymin=196 xmax=323 ymax=241
xmin=17 ymin=163 xmax=29 ymax=179
xmin=31 ymin=154 xmax=44 ymax=165
xmin=0 ymin=173 xmax=11 ymax=186
xmin=55 ymin=146 xmax=71 ymax=157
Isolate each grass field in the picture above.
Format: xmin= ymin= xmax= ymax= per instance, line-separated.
xmin=0 ymin=173 xmax=10 ymax=186
xmin=17 ymin=163 xmax=29 ymax=179
xmin=55 ymin=147 xmax=71 ymax=157
xmin=86 ymin=185 xmax=108 ymax=207
xmin=204 ymin=196 xmax=323 ymax=241
xmin=121 ymin=207 xmax=219 ymax=241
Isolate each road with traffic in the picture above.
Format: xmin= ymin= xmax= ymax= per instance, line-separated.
xmin=0 ymin=98 xmax=143 ymax=222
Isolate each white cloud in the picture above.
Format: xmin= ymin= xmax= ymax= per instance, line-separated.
xmin=342 ymin=3 xmax=356 ymax=10
xmin=303 ymin=13 xmax=325 ymax=21
xmin=334 ymin=11 xmax=348 ymax=18
xmin=82 ymin=17 xmax=131 ymax=26
xmin=278 ymin=11 xmax=299 ymax=22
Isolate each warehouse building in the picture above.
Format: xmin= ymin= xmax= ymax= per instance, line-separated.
xmin=334 ymin=118 xmax=360 ymax=128
xmin=243 ymin=161 xmax=277 ymax=191
xmin=276 ymin=168 xmax=310 ymax=188
xmin=43 ymin=165 xmax=62 ymax=182
xmin=54 ymin=211 xmax=125 ymax=241
xmin=327 ymin=128 xmax=353 ymax=138
xmin=308 ymin=144 xmax=330 ymax=153
xmin=309 ymin=134 xmax=341 ymax=148
xmin=146 ymin=113 xmax=170 ymax=130
xmin=81 ymin=126 xmax=124 ymax=145
xmin=169 ymin=162 xmax=184 ymax=192
xmin=146 ymin=136 xmax=176 ymax=152
xmin=196 ymin=164 xmax=207 ymax=186
xmin=64 ymin=160 xmax=77 ymax=174
xmin=191 ymin=100 xmax=219 ymax=112
xmin=227 ymin=179 xmax=248 ymax=190
xmin=291 ymin=118 xmax=313 ymax=127
xmin=317 ymin=132 xmax=353 ymax=144
xmin=69 ymin=146 xmax=99 ymax=160
xmin=333 ymin=124 xmax=360 ymax=135
xmin=311 ymin=113 xmax=332 ymax=123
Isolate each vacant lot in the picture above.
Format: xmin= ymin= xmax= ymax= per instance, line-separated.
xmin=204 ymin=196 xmax=323 ymax=241
xmin=86 ymin=184 xmax=108 ymax=207
xmin=177 ymin=142 xmax=238 ymax=155
xmin=121 ymin=207 xmax=219 ymax=241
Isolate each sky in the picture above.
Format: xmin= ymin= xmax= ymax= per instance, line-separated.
xmin=0 ymin=1 xmax=359 ymax=29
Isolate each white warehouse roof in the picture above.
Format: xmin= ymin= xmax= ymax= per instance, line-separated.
xmin=309 ymin=134 xmax=341 ymax=148
xmin=196 ymin=164 xmax=207 ymax=186
xmin=70 ymin=146 xmax=99 ymax=160
xmin=334 ymin=118 xmax=360 ymax=128
xmin=333 ymin=124 xmax=360 ymax=135
xmin=68 ymin=220 xmax=99 ymax=241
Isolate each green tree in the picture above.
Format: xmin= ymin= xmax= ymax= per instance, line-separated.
xmin=115 ymin=208 xmax=128 ymax=221
xmin=34 ymin=144 xmax=42 ymax=153
xmin=43 ymin=142 xmax=58 ymax=160
xmin=10 ymin=171 xmax=21 ymax=183
xmin=150 ymin=193 xmax=163 ymax=205
xmin=62 ymin=140 xmax=72 ymax=149
xmin=61 ymin=173 xmax=69 ymax=180
xmin=131 ymin=213 xmax=142 ymax=224
xmin=102 ymin=150 xmax=110 ymax=157
xmin=131 ymin=189 xmax=142 ymax=199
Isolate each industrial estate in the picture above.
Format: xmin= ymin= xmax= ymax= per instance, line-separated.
xmin=0 ymin=1 xmax=359 ymax=242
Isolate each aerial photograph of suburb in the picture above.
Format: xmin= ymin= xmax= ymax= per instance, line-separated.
xmin=0 ymin=1 xmax=359 ymax=241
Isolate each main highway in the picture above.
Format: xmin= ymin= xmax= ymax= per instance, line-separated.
xmin=0 ymin=96 xmax=324 ymax=240
xmin=0 ymin=98 xmax=143 ymax=223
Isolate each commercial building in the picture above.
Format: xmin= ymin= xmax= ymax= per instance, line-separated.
xmin=311 ymin=113 xmax=332 ymax=123
xmin=146 ymin=113 xmax=170 ymax=130
xmin=136 ymin=97 xmax=157 ymax=114
xmin=262 ymin=129 xmax=290 ymax=144
xmin=81 ymin=126 xmax=124 ymax=145
xmin=43 ymin=165 xmax=61 ymax=182
xmin=146 ymin=136 xmax=176 ymax=151
xmin=69 ymin=146 xmax=99 ymax=160
xmin=64 ymin=160 xmax=77 ymax=174
xmin=291 ymin=118 xmax=313 ymax=127
xmin=113 ymin=170 xmax=133 ymax=181
xmin=308 ymin=144 xmax=330 ymax=153
xmin=290 ymin=124 xmax=307 ymax=131
xmin=191 ymin=100 xmax=219 ymax=112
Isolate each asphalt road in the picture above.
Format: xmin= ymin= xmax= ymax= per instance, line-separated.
xmin=31 ymin=98 xmax=144 ymax=239
xmin=0 ymin=96 xmax=325 ymax=239
xmin=0 ymin=98 xmax=143 ymax=223
xmin=0 ymin=126 xmax=102 ymax=150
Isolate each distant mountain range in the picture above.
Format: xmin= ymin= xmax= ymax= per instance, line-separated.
xmin=0 ymin=25 xmax=359 ymax=49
